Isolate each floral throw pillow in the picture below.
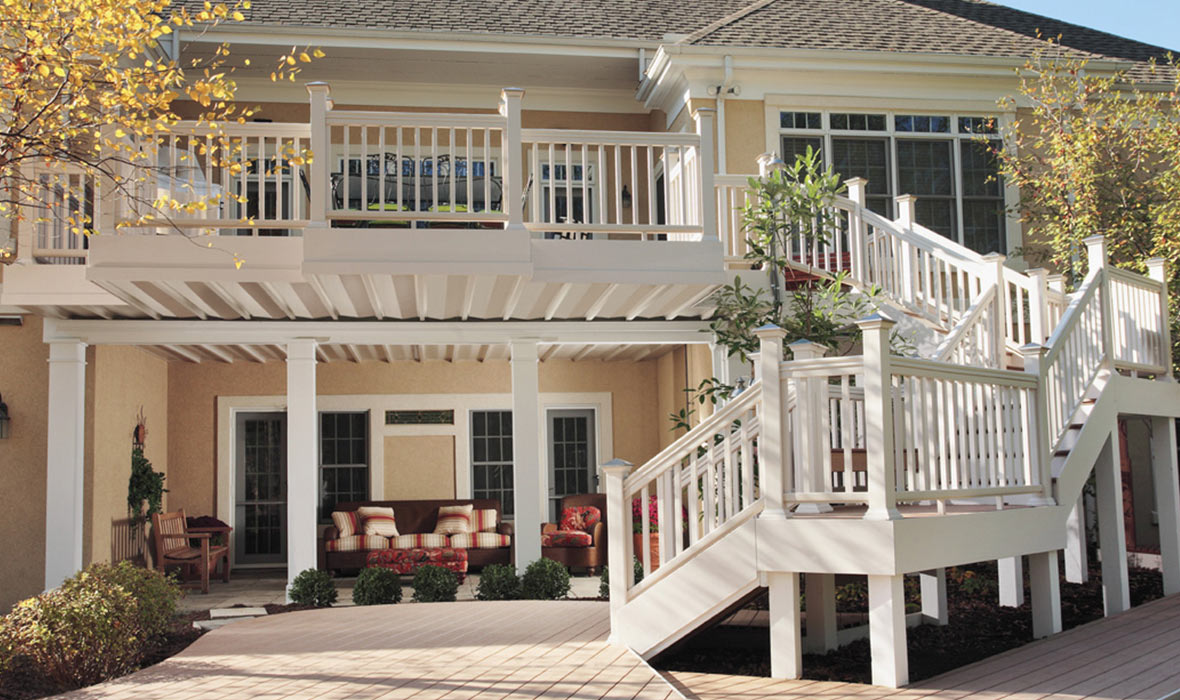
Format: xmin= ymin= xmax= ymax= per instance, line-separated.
xmin=434 ymin=504 xmax=474 ymax=535
xmin=559 ymin=505 xmax=602 ymax=533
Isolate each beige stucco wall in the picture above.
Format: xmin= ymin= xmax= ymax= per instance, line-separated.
xmin=167 ymin=358 xmax=662 ymax=517
xmin=723 ymin=99 xmax=766 ymax=174
xmin=384 ymin=435 xmax=456 ymax=500
xmin=0 ymin=315 xmax=49 ymax=611
xmin=83 ymin=346 xmax=169 ymax=569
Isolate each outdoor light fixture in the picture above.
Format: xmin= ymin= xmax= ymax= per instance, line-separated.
xmin=621 ymin=185 xmax=632 ymax=209
xmin=0 ymin=394 xmax=11 ymax=439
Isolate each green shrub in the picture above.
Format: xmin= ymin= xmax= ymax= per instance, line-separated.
xmin=475 ymin=564 xmax=521 ymax=600
xmin=412 ymin=565 xmax=459 ymax=602
xmin=521 ymin=558 xmax=570 ymax=600
xmin=288 ymin=568 xmax=337 ymax=607
xmin=0 ymin=580 xmax=141 ymax=689
xmin=352 ymin=567 xmax=402 ymax=606
xmin=598 ymin=557 xmax=644 ymax=600
xmin=61 ymin=561 xmax=179 ymax=641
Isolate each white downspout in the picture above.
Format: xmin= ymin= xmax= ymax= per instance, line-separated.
xmin=717 ymin=55 xmax=733 ymax=174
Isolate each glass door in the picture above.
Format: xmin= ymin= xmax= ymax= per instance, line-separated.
xmin=235 ymin=412 xmax=287 ymax=565
xmin=547 ymin=409 xmax=597 ymax=522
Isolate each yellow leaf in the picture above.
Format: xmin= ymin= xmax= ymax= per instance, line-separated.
xmin=231 ymin=11 xmax=243 ymax=20
xmin=313 ymin=49 xmax=325 ymax=58
xmin=53 ymin=66 xmax=65 ymax=77
xmin=299 ymin=52 xmax=310 ymax=63
xmin=285 ymin=55 xmax=295 ymax=66
xmin=37 ymin=64 xmax=49 ymax=77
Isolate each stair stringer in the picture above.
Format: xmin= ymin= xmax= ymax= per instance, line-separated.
xmin=614 ymin=508 xmax=763 ymax=660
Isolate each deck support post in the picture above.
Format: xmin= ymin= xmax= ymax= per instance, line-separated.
xmin=1094 ymin=427 xmax=1130 ymax=615
xmin=868 ymin=573 xmax=909 ymax=688
xmin=768 ymin=572 xmax=802 ymax=679
xmin=285 ymin=339 xmax=318 ymax=596
xmin=44 ymin=340 xmax=87 ymax=590
xmin=1029 ymin=550 xmax=1062 ymax=638
xmin=998 ymin=556 xmax=1025 ymax=607
xmin=804 ymin=573 xmax=838 ymax=653
xmin=510 ymin=340 xmax=543 ymax=569
xmin=1065 ymin=495 xmax=1089 ymax=583
xmin=1150 ymin=416 xmax=1180 ymax=595
xmin=920 ymin=569 xmax=948 ymax=626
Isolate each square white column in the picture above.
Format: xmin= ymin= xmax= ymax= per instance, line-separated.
xmin=998 ymin=556 xmax=1025 ymax=607
xmin=1029 ymin=550 xmax=1062 ymax=638
xmin=768 ymin=572 xmax=802 ymax=679
xmin=868 ymin=574 xmax=909 ymax=688
xmin=804 ymin=573 xmax=838 ymax=653
xmin=1094 ymin=428 xmax=1130 ymax=615
xmin=510 ymin=340 xmax=542 ymax=569
xmin=1064 ymin=496 xmax=1089 ymax=584
xmin=920 ymin=568 xmax=948 ymax=626
xmin=286 ymin=339 xmax=318 ymax=593
xmin=1150 ymin=417 xmax=1180 ymax=595
xmin=45 ymin=340 xmax=87 ymax=590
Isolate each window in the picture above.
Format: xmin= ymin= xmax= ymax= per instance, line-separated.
xmin=472 ymin=410 xmax=514 ymax=517
xmin=319 ymin=412 xmax=369 ymax=520
xmin=779 ymin=110 xmax=1009 ymax=254
xmin=540 ymin=161 xmax=596 ymax=236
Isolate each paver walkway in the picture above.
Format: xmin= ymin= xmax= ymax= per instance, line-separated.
xmin=64 ymin=600 xmax=675 ymax=700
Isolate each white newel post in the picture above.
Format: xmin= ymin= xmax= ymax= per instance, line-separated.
xmin=894 ymin=196 xmax=916 ymax=306
xmin=510 ymin=340 xmax=542 ymax=568
xmin=1094 ymin=427 xmax=1130 ymax=615
xmin=754 ymin=324 xmax=788 ymax=518
xmin=1025 ymin=268 xmax=1050 ymax=344
xmin=1084 ymin=235 xmax=1114 ymax=367
xmin=695 ymin=107 xmax=717 ymax=241
xmin=858 ymin=315 xmax=901 ymax=521
xmin=1145 ymin=258 xmax=1172 ymax=380
xmin=789 ymin=340 xmax=831 ymax=513
xmin=1029 ymin=550 xmax=1062 ymax=638
xmin=982 ymin=253 xmax=1007 ymax=365
xmin=1021 ymin=343 xmax=1054 ymax=506
xmin=603 ymin=458 xmax=633 ymax=641
xmin=1150 ymin=416 xmax=1180 ymax=595
xmin=286 ymin=339 xmax=318 ymax=594
xmin=45 ymin=340 xmax=87 ymax=590
xmin=845 ymin=177 xmax=868 ymax=282
xmin=501 ymin=88 xmax=525 ymax=230
xmin=868 ymin=573 xmax=909 ymax=688
xmin=306 ymin=82 xmax=332 ymax=226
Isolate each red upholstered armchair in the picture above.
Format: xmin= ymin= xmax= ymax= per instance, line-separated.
xmin=541 ymin=493 xmax=607 ymax=575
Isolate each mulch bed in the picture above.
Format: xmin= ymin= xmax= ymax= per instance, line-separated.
xmin=654 ymin=561 xmax=1165 ymax=684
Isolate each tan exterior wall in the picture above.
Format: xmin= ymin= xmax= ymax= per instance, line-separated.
xmin=0 ymin=316 xmax=49 ymax=611
xmin=167 ymin=358 xmax=662 ymax=517
xmin=655 ymin=347 xmax=688 ymax=449
xmin=83 ymin=346 xmax=169 ymax=569
xmin=384 ymin=435 xmax=456 ymax=500
xmin=723 ymin=99 xmax=766 ymax=174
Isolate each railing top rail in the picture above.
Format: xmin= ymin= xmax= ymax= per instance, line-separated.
xmin=851 ymin=204 xmax=989 ymax=276
xmin=1042 ymin=268 xmax=1104 ymax=368
xmin=623 ymin=383 xmax=761 ymax=491
xmin=778 ymin=354 xmax=864 ymax=378
xmin=325 ymin=110 xmax=506 ymax=129
xmin=521 ymin=128 xmax=701 ymax=147
xmin=170 ymin=120 xmax=312 ymax=136
xmin=890 ymin=355 xmax=1039 ymax=388
xmin=1107 ymin=265 xmax=1165 ymax=292
xmin=934 ymin=284 xmax=997 ymax=362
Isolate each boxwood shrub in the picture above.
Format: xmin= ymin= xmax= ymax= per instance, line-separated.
xmin=353 ymin=567 xmax=402 ymax=606
xmin=288 ymin=568 xmax=338 ymax=607
xmin=521 ymin=558 xmax=570 ymax=600
xmin=475 ymin=564 xmax=521 ymax=600
xmin=411 ymin=565 xmax=459 ymax=603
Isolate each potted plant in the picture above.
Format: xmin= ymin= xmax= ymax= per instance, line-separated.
xmin=631 ymin=495 xmax=660 ymax=572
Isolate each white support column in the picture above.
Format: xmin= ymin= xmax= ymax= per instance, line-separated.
xmin=868 ymin=574 xmax=909 ymax=688
xmin=1094 ymin=427 xmax=1130 ymax=615
xmin=1151 ymin=416 xmax=1180 ymax=594
xmin=603 ymin=458 xmax=633 ymax=641
xmin=754 ymin=325 xmax=788 ymax=519
xmin=695 ymin=107 xmax=717 ymax=242
xmin=511 ymin=340 xmax=543 ymax=569
xmin=1065 ymin=496 xmax=1089 ymax=583
xmin=501 ymin=88 xmax=526 ymax=230
xmin=859 ymin=315 xmax=901 ymax=521
xmin=768 ymin=572 xmax=802 ymax=679
xmin=306 ymin=82 xmax=331 ymax=225
xmin=804 ymin=573 xmax=838 ymax=653
xmin=286 ymin=339 xmax=318 ymax=594
xmin=790 ymin=340 xmax=832 ymax=513
xmin=920 ymin=569 xmax=948 ymax=626
xmin=1029 ymin=550 xmax=1062 ymax=638
xmin=998 ymin=556 xmax=1025 ymax=608
xmin=710 ymin=342 xmax=730 ymax=389
xmin=45 ymin=340 xmax=87 ymax=590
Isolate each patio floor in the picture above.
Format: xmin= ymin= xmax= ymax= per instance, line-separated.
xmin=62 ymin=600 xmax=676 ymax=700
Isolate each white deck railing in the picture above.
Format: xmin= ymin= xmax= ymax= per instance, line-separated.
xmin=16 ymin=165 xmax=99 ymax=264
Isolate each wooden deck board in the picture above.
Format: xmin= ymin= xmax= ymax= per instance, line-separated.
xmin=671 ymin=594 xmax=1180 ymax=700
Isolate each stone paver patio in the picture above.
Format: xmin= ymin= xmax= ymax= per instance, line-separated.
xmin=62 ymin=600 xmax=677 ymax=699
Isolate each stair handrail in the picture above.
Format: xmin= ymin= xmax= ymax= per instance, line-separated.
xmin=933 ymin=284 xmax=1001 ymax=366
xmin=1040 ymin=266 xmax=1107 ymax=448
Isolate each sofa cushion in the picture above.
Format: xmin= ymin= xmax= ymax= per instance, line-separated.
xmin=542 ymin=529 xmax=593 ymax=548
xmin=433 ymin=504 xmax=474 ymax=535
xmin=331 ymin=511 xmax=362 ymax=538
xmin=559 ymin=505 xmax=602 ymax=533
xmin=391 ymin=533 xmax=450 ymax=549
xmin=449 ymin=532 xmax=512 ymax=549
xmin=470 ymin=508 xmax=499 ymax=533
xmin=357 ymin=506 xmax=400 ymax=538
xmin=324 ymin=535 xmax=389 ymax=552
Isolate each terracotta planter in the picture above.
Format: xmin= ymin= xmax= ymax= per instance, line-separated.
xmin=633 ymin=532 xmax=660 ymax=572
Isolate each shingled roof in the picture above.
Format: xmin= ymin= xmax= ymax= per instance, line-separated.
xmin=227 ymin=0 xmax=1176 ymax=83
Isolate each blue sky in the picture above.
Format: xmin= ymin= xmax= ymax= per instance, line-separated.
xmin=996 ymin=0 xmax=1179 ymax=51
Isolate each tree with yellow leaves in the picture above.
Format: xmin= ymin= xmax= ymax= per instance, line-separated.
xmin=0 ymin=0 xmax=321 ymax=258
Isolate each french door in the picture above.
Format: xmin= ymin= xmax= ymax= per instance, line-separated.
xmin=235 ymin=413 xmax=287 ymax=565
xmin=547 ymin=409 xmax=597 ymax=522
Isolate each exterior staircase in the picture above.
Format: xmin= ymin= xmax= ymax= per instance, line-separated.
xmin=606 ymin=184 xmax=1180 ymax=687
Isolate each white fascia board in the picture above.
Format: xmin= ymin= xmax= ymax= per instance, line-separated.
xmin=0 ymin=265 xmax=126 ymax=308
xmin=183 ymin=24 xmax=657 ymax=58
xmin=43 ymin=318 xmax=712 ymax=346
xmin=85 ymin=236 xmax=305 ymax=284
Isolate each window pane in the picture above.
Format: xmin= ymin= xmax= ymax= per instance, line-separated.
xmin=781 ymin=136 xmax=823 ymax=166
xmin=959 ymin=116 xmax=998 ymax=134
xmin=963 ymin=200 xmax=1005 ymax=255
xmin=780 ymin=111 xmax=821 ymax=129
xmin=895 ymin=115 xmax=950 ymax=133
xmin=832 ymin=138 xmax=890 ymax=196
xmin=915 ymin=198 xmax=956 ymax=237
xmin=897 ymin=140 xmax=954 ymax=196
xmin=960 ymin=140 xmax=1002 ymax=197
xmin=471 ymin=410 xmax=514 ymax=517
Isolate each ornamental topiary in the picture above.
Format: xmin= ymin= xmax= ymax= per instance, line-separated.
xmin=475 ymin=564 xmax=521 ymax=600
xmin=60 ymin=561 xmax=180 ymax=642
xmin=411 ymin=565 xmax=459 ymax=603
xmin=352 ymin=567 xmax=402 ymax=606
xmin=288 ymin=568 xmax=337 ymax=607
xmin=520 ymin=558 xmax=570 ymax=600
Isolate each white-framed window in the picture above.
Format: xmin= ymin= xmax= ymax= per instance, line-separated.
xmin=470 ymin=409 xmax=514 ymax=517
xmin=778 ymin=110 xmax=1006 ymax=255
xmin=539 ymin=160 xmax=597 ymax=233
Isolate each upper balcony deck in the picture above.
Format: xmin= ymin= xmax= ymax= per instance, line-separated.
xmin=2 ymin=86 xmax=726 ymax=322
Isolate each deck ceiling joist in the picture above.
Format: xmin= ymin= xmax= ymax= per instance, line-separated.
xmin=142 ymin=341 xmax=682 ymax=364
